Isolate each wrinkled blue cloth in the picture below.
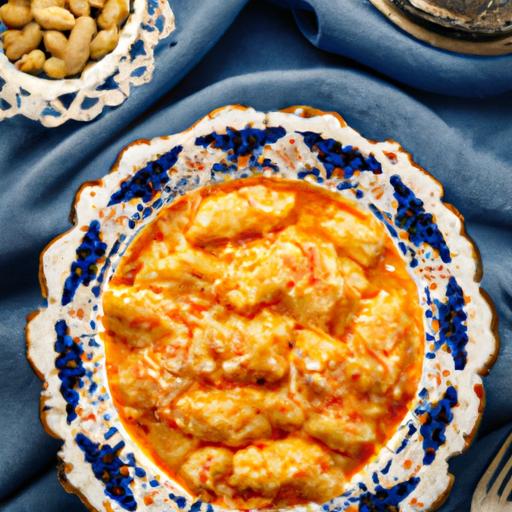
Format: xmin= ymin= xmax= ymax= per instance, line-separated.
xmin=282 ymin=0 xmax=512 ymax=97
xmin=0 ymin=1 xmax=511 ymax=511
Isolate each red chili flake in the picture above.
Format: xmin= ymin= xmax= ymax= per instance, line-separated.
xmin=319 ymin=461 xmax=331 ymax=472
xmin=384 ymin=151 xmax=397 ymax=163
xmin=165 ymin=418 xmax=178 ymax=429
xmin=474 ymin=383 xmax=484 ymax=399
xmin=349 ymin=410 xmax=362 ymax=422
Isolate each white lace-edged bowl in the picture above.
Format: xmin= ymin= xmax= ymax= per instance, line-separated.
xmin=0 ymin=0 xmax=174 ymax=127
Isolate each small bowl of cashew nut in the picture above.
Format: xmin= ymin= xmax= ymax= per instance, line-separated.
xmin=0 ymin=0 xmax=174 ymax=126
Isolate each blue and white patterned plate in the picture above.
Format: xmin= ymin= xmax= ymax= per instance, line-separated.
xmin=0 ymin=0 xmax=174 ymax=127
xmin=26 ymin=105 xmax=498 ymax=511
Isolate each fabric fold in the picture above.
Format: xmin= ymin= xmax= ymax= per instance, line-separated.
xmin=285 ymin=0 xmax=512 ymax=98
xmin=0 ymin=2 xmax=510 ymax=511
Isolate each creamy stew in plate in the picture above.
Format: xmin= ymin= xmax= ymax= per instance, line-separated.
xmin=102 ymin=177 xmax=424 ymax=509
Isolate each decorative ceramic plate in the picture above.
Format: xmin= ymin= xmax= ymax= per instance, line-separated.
xmin=0 ymin=0 xmax=174 ymax=127
xmin=26 ymin=105 xmax=498 ymax=511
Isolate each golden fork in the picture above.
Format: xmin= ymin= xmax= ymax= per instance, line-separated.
xmin=472 ymin=431 xmax=512 ymax=511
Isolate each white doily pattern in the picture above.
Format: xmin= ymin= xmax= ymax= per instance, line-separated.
xmin=0 ymin=0 xmax=174 ymax=127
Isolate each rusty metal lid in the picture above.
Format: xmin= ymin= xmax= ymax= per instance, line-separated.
xmin=370 ymin=0 xmax=512 ymax=54
xmin=394 ymin=0 xmax=512 ymax=37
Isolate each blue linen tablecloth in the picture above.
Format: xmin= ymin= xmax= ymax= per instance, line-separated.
xmin=0 ymin=1 xmax=511 ymax=510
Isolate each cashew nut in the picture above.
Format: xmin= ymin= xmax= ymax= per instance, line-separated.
xmin=2 ymin=30 xmax=17 ymax=46
xmin=68 ymin=0 xmax=89 ymax=18
xmin=2 ymin=0 xmax=129 ymax=77
xmin=0 ymin=0 xmax=33 ymax=29
xmin=89 ymin=26 xmax=117 ymax=60
xmin=2 ymin=22 xmax=42 ymax=61
xmin=15 ymin=48 xmax=46 ymax=73
xmin=43 ymin=30 xmax=67 ymax=58
xmin=33 ymin=6 xmax=75 ymax=30
xmin=43 ymin=56 xmax=66 ymax=78
xmin=97 ymin=0 xmax=128 ymax=29
xmin=32 ymin=0 xmax=65 ymax=9
xmin=64 ymin=15 xmax=96 ymax=75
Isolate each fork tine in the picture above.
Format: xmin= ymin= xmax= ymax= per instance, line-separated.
xmin=488 ymin=432 xmax=512 ymax=497
xmin=499 ymin=457 xmax=512 ymax=504
xmin=480 ymin=432 xmax=512 ymax=490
